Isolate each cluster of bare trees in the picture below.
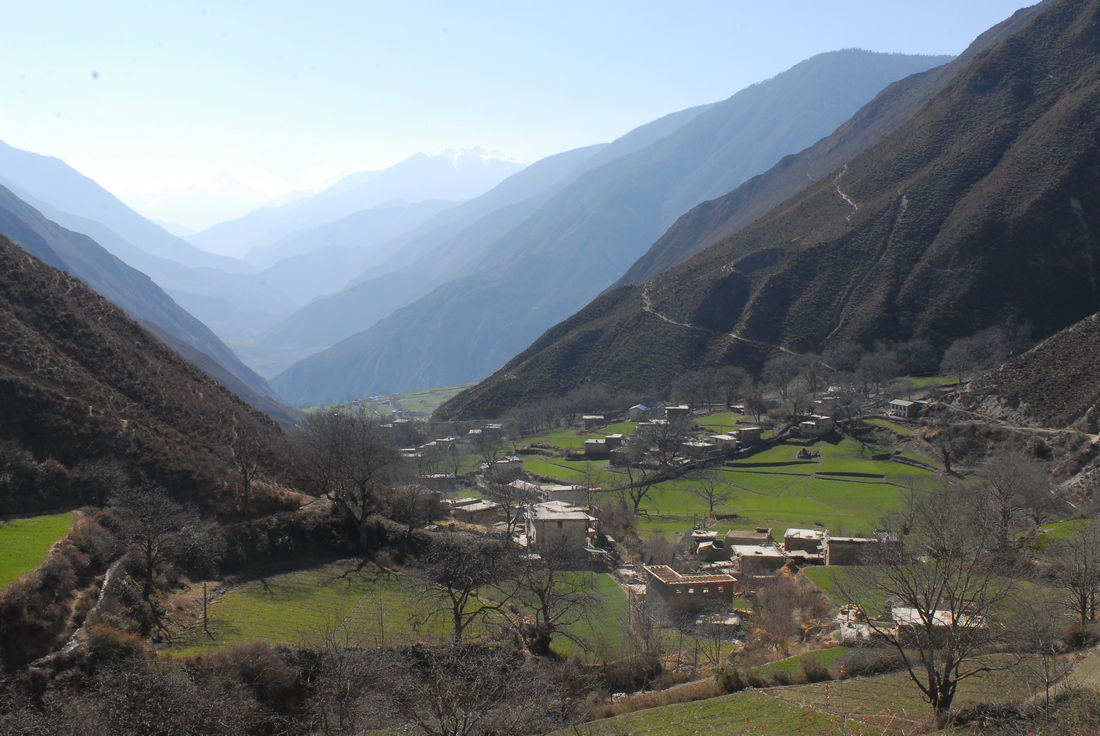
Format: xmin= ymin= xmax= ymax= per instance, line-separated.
xmin=291 ymin=411 xmax=444 ymax=549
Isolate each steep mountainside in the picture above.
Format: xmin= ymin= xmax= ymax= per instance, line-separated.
xmin=244 ymin=107 xmax=711 ymax=375
xmin=0 ymin=234 xmax=283 ymax=511
xmin=0 ymin=184 xmax=297 ymax=426
xmin=438 ymin=0 xmax=1100 ymax=420
xmin=618 ymin=3 xmax=1048 ymax=285
xmin=272 ymin=51 xmax=950 ymax=404
xmin=963 ymin=311 xmax=1100 ymax=431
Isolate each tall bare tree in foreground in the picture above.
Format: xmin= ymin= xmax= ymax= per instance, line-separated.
xmin=838 ymin=484 xmax=1015 ymax=728
xmin=509 ymin=542 xmax=597 ymax=656
xmin=418 ymin=533 xmax=519 ymax=644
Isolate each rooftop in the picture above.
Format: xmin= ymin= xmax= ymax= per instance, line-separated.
xmin=643 ymin=565 xmax=736 ymax=586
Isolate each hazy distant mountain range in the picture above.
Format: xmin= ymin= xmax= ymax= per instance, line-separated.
xmin=269 ymin=50 xmax=952 ymax=405
xmin=188 ymin=147 xmax=526 ymax=261
xmin=439 ymin=0 xmax=1094 ymax=420
xmin=0 ymin=143 xmax=525 ymax=346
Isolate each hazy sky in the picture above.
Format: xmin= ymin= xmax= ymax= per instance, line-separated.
xmin=2 ymin=1 xmax=1033 ymax=229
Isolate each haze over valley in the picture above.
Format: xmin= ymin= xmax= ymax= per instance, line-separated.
xmin=7 ymin=2 xmax=1100 ymax=734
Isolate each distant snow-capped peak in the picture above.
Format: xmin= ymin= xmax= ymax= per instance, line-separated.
xmin=435 ymin=146 xmax=526 ymax=168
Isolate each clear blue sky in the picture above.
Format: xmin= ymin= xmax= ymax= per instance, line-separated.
xmin=1 ymin=1 xmax=1034 ymax=228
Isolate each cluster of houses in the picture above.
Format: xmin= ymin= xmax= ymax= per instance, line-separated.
xmin=691 ymin=526 xmax=896 ymax=574
xmin=837 ymin=602 xmax=987 ymax=645
xmin=442 ymin=480 xmax=598 ymax=558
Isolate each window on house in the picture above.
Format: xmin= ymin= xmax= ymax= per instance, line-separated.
xmin=556 ymin=520 xmax=563 ymax=528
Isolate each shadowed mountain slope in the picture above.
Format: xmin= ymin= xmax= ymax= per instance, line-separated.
xmin=272 ymin=50 xmax=950 ymax=404
xmin=0 ymin=234 xmax=284 ymax=511
xmin=438 ymin=0 xmax=1100 ymax=420
xmin=0 ymin=184 xmax=298 ymax=426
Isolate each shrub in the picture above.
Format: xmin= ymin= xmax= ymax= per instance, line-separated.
xmin=716 ymin=666 xmax=745 ymax=693
xmin=801 ymin=656 xmax=832 ymax=683
xmin=84 ymin=623 xmax=151 ymax=666
xmin=1062 ymin=621 xmax=1100 ymax=651
xmin=836 ymin=647 xmax=905 ymax=678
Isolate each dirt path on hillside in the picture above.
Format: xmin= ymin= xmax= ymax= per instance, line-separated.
xmin=639 ymin=283 xmax=797 ymax=356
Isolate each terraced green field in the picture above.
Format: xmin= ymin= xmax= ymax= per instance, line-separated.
xmin=567 ymin=654 xmax=1038 ymax=735
xmin=168 ymin=562 xmax=632 ymax=662
xmin=0 ymin=511 xmax=74 ymax=589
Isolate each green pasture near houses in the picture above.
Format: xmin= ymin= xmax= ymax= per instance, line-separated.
xmin=567 ymin=653 xmax=1037 ymax=736
xmin=554 ymin=436 xmax=938 ymax=539
xmin=168 ymin=562 xmax=633 ymax=662
xmin=747 ymin=646 xmax=854 ymax=680
xmin=0 ymin=511 xmax=74 ymax=589
xmin=864 ymin=418 xmax=915 ymax=436
xmin=168 ymin=562 xmax=453 ymax=655
xmin=569 ymin=688 xmax=842 ymax=735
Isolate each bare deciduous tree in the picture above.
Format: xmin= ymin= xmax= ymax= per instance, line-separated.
xmin=509 ymin=543 xmax=597 ymax=656
xmin=1051 ymin=519 xmax=1100 ymax=625
xmin=293 ymin=411 xmax=406 ymax=551
xmin=838 ymin=485 xmax=1016 ymax=728
xmin=690 ymin=468 xmax=733 ymax=518
xmin=418 ymin=533 xmax=519 ymax=644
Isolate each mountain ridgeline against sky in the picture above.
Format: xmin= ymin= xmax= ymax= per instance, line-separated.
xmin=188 ymin=147 xmax=526 ymax=261
xmin=269 ymin=50 xmax=952 ymax=405
xmin=438 ymin=0 xmax=1100 ymax=420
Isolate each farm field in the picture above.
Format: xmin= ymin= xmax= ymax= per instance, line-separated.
xmin=311 ymin=383 xmax=473 ymax=417
xmin=567 ymin=654 xmax=1039 ymax=735
xmin=0 ymin=511 xmax=74 ymax=589
xmin=168 ymin=562 xmax=632 ymax=662
xmin=637 ymin=439 xmax=937 ymax=538
xmin=520 ymin=418 xmax=938 ymax=539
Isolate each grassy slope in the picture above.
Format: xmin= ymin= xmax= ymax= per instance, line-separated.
xmin=569 ymin=654 xmax=1038 ymax=735
xmin=0 ymin=512 xmax=74 ymax=588
xmin=168 ymin=562 xmax=633 ymax=662
xmin=522 ymin=423 xmax=939 ymax=538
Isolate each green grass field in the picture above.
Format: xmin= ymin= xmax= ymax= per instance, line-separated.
xmin=565 ymin=436 xmax=939 ymax=540
xmin=865 ymin=418 xmax=916 ymax=436
xmin=0 ymin=512 xmax=74 ymax=589
xmin=747 ymin=646 xmax=853 ymax=680
xmin=568 ymin=653 xmax=1038 ymax=735
xmin=169 ymin=562 xmax=633 ymax=662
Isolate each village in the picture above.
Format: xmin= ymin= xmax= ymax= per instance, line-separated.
xmin=388 ymin=392 xmax=957 ymax=657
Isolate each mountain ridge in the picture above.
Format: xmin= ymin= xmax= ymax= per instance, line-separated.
xmin=271 ymin=50 xmax=954 ymax=405
xmin=437 ymin=0 xmax=1099 ymax=420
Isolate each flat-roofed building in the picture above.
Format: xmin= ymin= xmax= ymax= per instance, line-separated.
xmin=737 ymin=426 xmax=763 ymax=444
xmin=643 ymin=565 xmax=736 ymax=614
xmin=583 ymin=438 xmax=609 ymax=458
xmin=725 ymin=527 xmax=773 ymax=546
xmin=582 ymin=415 xmax=605 ymax=430
xmin=527 ymin=501 xmax=594 ymax=552
xmin=449 ymin=498 xmax=501 ymax=525
xmin=784 ymin=527 xmax=826 ymax=553
xmin=729 ymin=544 xmax=788 ymax=576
